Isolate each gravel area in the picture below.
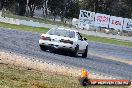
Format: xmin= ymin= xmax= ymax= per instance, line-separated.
xmin=0 ymin=28 xmax=132 ymax=80
xmin=88 ymin=41 xmax=132 ymax=61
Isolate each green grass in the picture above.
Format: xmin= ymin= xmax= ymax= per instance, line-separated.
xmin=0 ymin=22 xmax=132 ymax=47
xmin=2 ymin=12 xmax=73 ymax=27
xmin=0 ymin=63 xmax=129 ymax=88
xmin=82 ymin=34 xmax=132 ymax=47
xmin=0 ymin=22 xmax=48 ymax=33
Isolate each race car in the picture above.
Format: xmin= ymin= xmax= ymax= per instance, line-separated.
xmin=39 ymin=27 xmax=88 ymax=58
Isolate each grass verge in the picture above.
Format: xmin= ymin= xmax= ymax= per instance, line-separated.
xmin=0 ymin=63 xmax=79 ymax=88
xmin=0 ymin=22 xmax=48 ymax=33
xmin=82 ymin=34 xmax=132 ymax=47
xmin=0 ymin=63 xmax=129 ymax=88
xmin=2 ymin=12 xmax=73 ymax=28
xmin=0 ymin=22 xmax=132 ymax=47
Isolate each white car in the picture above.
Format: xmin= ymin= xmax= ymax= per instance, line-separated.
xmin=39 ymin=27 xmax=88 ymax=57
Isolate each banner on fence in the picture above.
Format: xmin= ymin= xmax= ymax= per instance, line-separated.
xmin=79 ymin=10 xmax=95 ymax=29
xmin=123 ymin=18 xmax=132 ymax=31
xmin=95 ymin=13 xmax=110 ymax=28
xmin=109 ymin=16 xmax=123 ymax=30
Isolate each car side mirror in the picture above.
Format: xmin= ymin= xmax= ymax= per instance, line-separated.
xmin=84 ymin=38 xmax=87 ymax=41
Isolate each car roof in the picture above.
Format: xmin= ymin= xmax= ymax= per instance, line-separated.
xmin=57 ymin=27 xmax=79 ymax=33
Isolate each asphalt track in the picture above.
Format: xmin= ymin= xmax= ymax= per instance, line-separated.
xmin=0 ymin=28 xmax=132 ymax=79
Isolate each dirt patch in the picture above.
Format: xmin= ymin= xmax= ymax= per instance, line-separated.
xmin=0 ymin=51 xmax=119 ymax=79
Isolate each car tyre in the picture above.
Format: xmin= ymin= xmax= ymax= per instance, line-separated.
xmin=82 ymin=46 xmax=88 ymax=58
xmin=72 ymin=45 xmax=79 ymax=57
xmin=39 ymin=45 xmax=46 ymax=51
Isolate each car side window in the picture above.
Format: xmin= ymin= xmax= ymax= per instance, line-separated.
xmin=77 ymin=32 xmax=82 ymax=40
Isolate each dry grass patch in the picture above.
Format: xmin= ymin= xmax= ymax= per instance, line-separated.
xmin=0 ymin=52 xmax=130 ymax=88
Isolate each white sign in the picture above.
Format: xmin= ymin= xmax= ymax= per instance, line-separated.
xmin=95 ymin=13 xmax=110 ymax=28
xmin=109 ymin=16 xmax=123 ymax=30
xmin=79 ymin=10 xmax=95 ymax=29
xmin=123 ymin=18 xmax=132 ymax=31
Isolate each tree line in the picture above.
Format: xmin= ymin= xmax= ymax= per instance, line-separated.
xmin=80 ymin=0 xmax=132 ymax=18
xmin=0 ymin=0 xmax=132 ymax=22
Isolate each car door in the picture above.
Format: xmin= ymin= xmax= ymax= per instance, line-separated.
xmin=76 ymin=32 xmax=86 ymax=51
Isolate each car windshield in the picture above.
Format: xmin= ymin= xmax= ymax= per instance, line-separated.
xmin=47 ymin=28 xmax=75 ymax=38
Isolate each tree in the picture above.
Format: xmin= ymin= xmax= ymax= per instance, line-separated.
xmin=0 ymin=0 xmax=132 ymax=19
xmin=80 ymin=0 xmax=132 ymax=18
xmin=47 ymin=0 xmax=79 ymax=22
xmin=17 ymin=0 xmax=26 ymax=16
xmin=27 ymin=0 xmax=44 ymax=17
xmin=47 ymin=0 xmax=64 ymax=21
xmin=80 ymin=0 xmax=98 ymax=12
xmin=42 ymin=0 xmax=48 ymax=19
xmin=64 ymin=0 xmax=79 ymax=19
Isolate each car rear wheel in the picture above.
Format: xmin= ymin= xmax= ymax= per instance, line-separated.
xmin=82 ymin=46 xmax=88 ymax=58
xmin=72 ymin=45 xmax=79 ymax=57
xmin=39 ymin=45 xmax=46 ymax=51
